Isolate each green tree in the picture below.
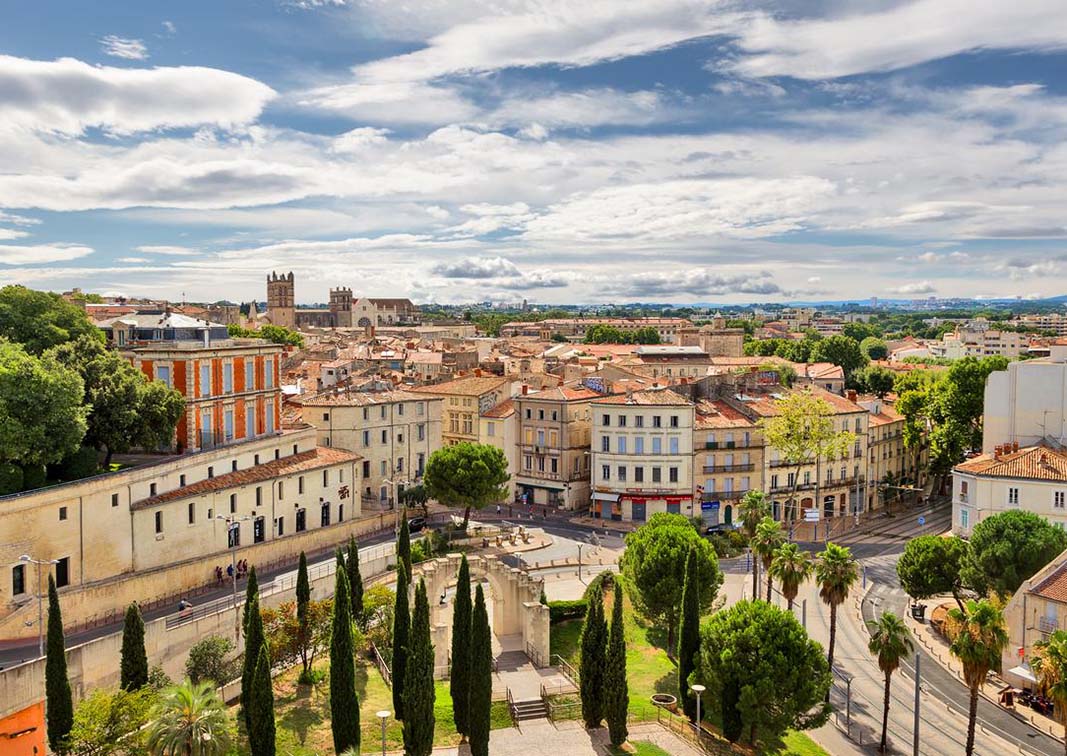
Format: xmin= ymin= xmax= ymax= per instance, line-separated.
xmin=67 ymin=686 xmax=154 ymax=756
xmin=630 ymin=326 xmax=661 ymax=344
xmin=896 ymin=534 xmax=968 ymax=610
xmin=815 ymin=542 xmax=858 ymax=676
xmin=397 ymin=516 xmax=412 ymax=577
xmin=295 ymin=551 xmax=312 ymax=682
xmin=604 ymin=583 xmax=629 ymax=747
xmin=399 ymin=483 xmax=429 ymax=510
xmin=46 ymin=575 xmax=74 ymax=754
xmin=146 ymin=681 xmax=231 ymax=756
xmin=752 ymin=517 xmax=785 ymax=602
xmin=811 ymin=334 xmax=868 ymax=378
xmin=677 ymin=546 xmax=702 ymax=721
xmin=240 ymin=596 xmax=266 ymax=733
xmin=330 ymin=566 xmax=360 ymax=753
xmin=185 ymin=635 xmax=236 ymax=686
xmin=759 ymin=390 xmax=855 ymax=522
xmin=867 ymin=612 xmax=914 ymax=753
xmin=584 ymin=324 xmax=628 ymax=343
xmin=402 ymin=579 xmax=435 ymax=756
xmin=468 ymin=584 xmax=493 ymax=756
xmin=0 ymin=285 xmax=102 ymax=354
xmin=852 ymin=365 xmax=896 ymax=397
xmin=392 ymin=562 xmax=411 ymax=719
xmin=450 ymin=555 xmax=473 ymax=739
xmin=695 ymin=600 xmax=830 ymax=747
xmin=120 ymin=602 xmax=149 ymax=691
xmin=363 ymin=584 xmax=396 ymax=652
xmin=620 ymin=512 xmax=722 ymax=648
xmin=859 ymin=336 xmax=888 ymax=361
xmin=579 ymin=585 xmax=607 ymax=729
xmin=960 ymin=510 xmax=1067 ymax=598
xmin=946 ymin=599 xmax=1010 ymax=756
xmin=737 ymin=490 xmax=770 ymax=599
xmin=0 ymin=341 xmax=87 ymax=468
xmin=346 ymin=537 xmax=364 ymax=629
xmin=770 ymin=543 xmax=813 ymax=611
xmin=424 ymin=442 xmax=510 ymax=528
xmin=247 ymin=646 xmax=275 ymax=756
xmin=843 ymin=321 xmax=880 ymax=342
xmin=242 ymin=566 xmax=258 ymax=634
xmin=1033 ymin=629 xmax=1067 ymax=756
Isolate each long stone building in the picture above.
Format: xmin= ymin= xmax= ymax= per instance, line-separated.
xmin=265 ymin=271 xmax=420 ymax=330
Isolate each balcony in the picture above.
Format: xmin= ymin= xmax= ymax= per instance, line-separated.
xmin=702 ymin=489 xmax=750 ymax=501
xmin=705 ymin=440 xmax=758 ymax=450
xmin=702 ymin=463 xmax=755 ymax=474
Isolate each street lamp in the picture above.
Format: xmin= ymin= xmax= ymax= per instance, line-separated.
xmin=690 ymin=683 xmax=706 ymax=735
xmin=19 ymin=554 xmax=59 ymax=659
xmin=376 ymin=710 xmax=390 ymax=755
xmin=576 ymin=543 xmax=584 ymax=582
xmin=215 ymin=514 xmax=252 ymax=641
xmin=383 ymin=477 xmax=410 ymax=532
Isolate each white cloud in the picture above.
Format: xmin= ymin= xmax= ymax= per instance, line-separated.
xmin=0 ymin=211 xmax=40 ymax=226
xmin=600 ymin=269 xmax=781 ymax=298
xmin=0 ymin=229 xmax=29 ymax=240
xmin=101 ymin=35 xmax=148 ymax=61
xmin=887 ymin=280 xmax=937 ymax=295
xmin=162 ymin=21 xmax=177 ymax=35
xmin=117 ymin=256 xmax=150 ymax=263
xmin=298 ymin=81 xmax=478 ymax=125
xmin=135 ymin=245 xmax=200 ymax=256
xmin=490 ymin=88 xmax=675 ymax=129
xmin=0 ymin=243 xmax=94 ymax=265
xmin=432 ymin=256 xmax=520 ymax=278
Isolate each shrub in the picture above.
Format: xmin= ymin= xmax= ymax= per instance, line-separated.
xmin=583 ymin=570 xmax=616 ymax=599
xmin=54 ymin=446 xmax=100 ymax=481
xmin=20 ymin=463 xmax=47 ymax=490
xmin=548 ymin=599 xmax=587 ymax=624
xmin=0 ymin=463 xmax=22 ymax=495
xmin=185 ymin=635 xmax=238 ymax=685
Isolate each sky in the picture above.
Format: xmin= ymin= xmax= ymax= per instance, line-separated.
xmin=1 ymin=0 xmax=1067 ymax=306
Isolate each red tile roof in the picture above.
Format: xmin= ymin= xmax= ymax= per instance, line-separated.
xmin=954 ymin=445 xmax=1067 ymax=482
xmin=592 ymin=388 xmax=692 ymax=406
xmin=1031 ymin=561 xmax=1067 ymax=603
xmin=481 ymin=398 xmax=516 ymax=418
xmin=694 ymin=399 xmax=758 ymax=429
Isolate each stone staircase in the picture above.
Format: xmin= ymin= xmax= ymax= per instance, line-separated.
xmin=510 ymin=697 xmax=549 ymax=721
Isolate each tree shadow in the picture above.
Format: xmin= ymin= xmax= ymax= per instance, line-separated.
xmin=279 ymin=704 xmax=324 ymax=747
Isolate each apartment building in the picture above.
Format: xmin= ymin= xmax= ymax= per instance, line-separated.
xmin=622 ymin=345 xmax=712 ymax=380
xmin=499 ymin=317 xmax=692 ymax=343
xmin=590 ymin=389 xmax=695 ymax=521
xmin=410 ymin=374 xmax=511 ymax=446
xmin=693 ymin=399 xmax=764 ymax=528
xmin=930 ymin=327 xmax=1028 ymax=359
xmin=513 ymin=385 xmax=599 ymax=510
xmin=297 ymin=390 xmax=443 ymax=505
xmin=1018 ymin=313 xmax=1067 ymax=337
xmin=480 ymin=399 xmax=520 ymax=501
xmin=677 ymin=315 xmax=745 ymax=358
xmin=857 ymin=397 xmax=920 ymax=511
xmin=982 ymin=343 xmax=1067 ymax=453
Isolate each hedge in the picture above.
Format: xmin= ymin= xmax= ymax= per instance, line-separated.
xmin=548 ymin=599 xmax=587 ymax=624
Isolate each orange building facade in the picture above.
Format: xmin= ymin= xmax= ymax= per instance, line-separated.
xmin=0 ymin=701 xmax=44 ymax=756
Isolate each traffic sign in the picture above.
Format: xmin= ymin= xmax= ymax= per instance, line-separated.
xmin=804 ymin=508 xmax=820 ymax=522
xmin=918 ymin=516 xmax=926 ymax=526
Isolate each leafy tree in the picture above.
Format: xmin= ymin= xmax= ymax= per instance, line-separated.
xmin=677 ymin=546 xmax=702 ymax=721
xmin=468 ymin=584 xmax=493 ymax=756
xmin=67 ymin=686 xmax=154 ymax=756
xmin=584 ymin=324 xmax=628 ymax=344
xmin=46 ymin=575 xmax=74 ymax=754
xmin=604 ymin=583 xmax=629 ymax=747
xmin=960 ymin=510 xmax=1067 ymax=598
xmin=630 ymin=326 xmax=661 ymax=344
xmin=146 ymin=681 xmax=231 ymax=756
xmin=402 ymin=579 xmax=435 ymax=756
xmin=295 ymin=551 xmax=312 ymax=681
xmin=185 ymin=635 xmax=237 ymax=686
xmin=450 ymin=555 xmax=473 ymax=739
xmin=0 ymin=341 xmax=87 ymax=468
xmin=770 ymin=542 xmax=813 ymax=611
xmin=227 ymin=322 xmax=304 ymax=347
xmin=897 ymin=534 xmax=968 ymax=610
xmin=392 ymin=562 xmax=411 ymax=719
xmin=0 ymin=285 xmax=102 ymax=354
xmin=859 ymin=336 xmax=888 ymax=361
xmin=811 ymin=334 xmax=868 ymax=378
xmin=261 ymin=598 xmax=334 ymax=672
xmin=424 ymin=442 xmax=510 ymax=528
xmin=843 ymin=321 xmax=880 ymax=342
xmin=620 ymin=513 xmax=721 ymax=648
xmin=852 ymin=365 xmax=895 ymax=397
xmin=759 ymin=390 xmax=855 ymax=522
xmin=240 ymin=596 xmax=266 ymax=733
xmin=695 ymin=600 xmax=830 ymax=747
xmin=363 ymin=584 xmax=396 ymax=652
xmin=867 ymin=612 xmax=914 ymax=753
xmin=1033 ymin=629 xmax=1067 ymax=755
xmin=815 ymin=542 xmax=858 ymax=675
xmin=346 ymin=537 xmax=364 ymax=629
xmin=399 ymin=483 xmax=429 ymax=509
xmin=579 ymin=585 xmax=607 ymax=729
xmin=120 ymin=602 xmax=149 ymax=691
xmin=248 ymin=647 xmax=276 ymax=756
xmin=752 ymin=517 xmax=785 ymax=602
xmin=242 ymin=566 xmax=259 ymax=633
xmin=397 ymin=516 xmax=412 ymax=577
xmin=737 ymin=490 xmax=770 ymax=599
xmin=330 ymin=566 xmax=360 ymax=753
xmin=946 ymin=599 xmax=1009 ymax=756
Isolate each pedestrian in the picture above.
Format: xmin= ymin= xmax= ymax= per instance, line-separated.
xmin=227 ymin=563 xmax=234 ymax=579
xmin=214 ymin=565 xmax=223 ymax=585
xmin=496 ymin=504 xmax=501 ymax=515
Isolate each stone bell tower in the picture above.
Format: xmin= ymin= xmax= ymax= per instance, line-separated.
xmin=329 ymin=287 xmax=353 ymax=328
xmin=266 ymin=271 xmax=295 ymax=329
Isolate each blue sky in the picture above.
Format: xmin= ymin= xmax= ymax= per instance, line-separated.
xmin=1 ymin=0 xmax=1066 ymax=305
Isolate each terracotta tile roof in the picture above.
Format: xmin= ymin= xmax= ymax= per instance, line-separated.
xmin=694 ymin=399 xmax=758 ymax=429
xmin=481 ymin=398 xmax=516 ymax=418
xmin=1031 ymin=561 xmax=1067 ymax=603
xmin=954 ymin=445 xmax=1067 ymax=482
xmin=295 ymin=389 xmax=432 ymax=406
xmin=132 ymin=447 xmax=361 ymax=509
xmin=591 ymin=388 xmax=692 ymax=406
xmin=409 ymin=375 xmax=508 ymax=396
xmin=525 ymin=385 xmax=602 ymax=402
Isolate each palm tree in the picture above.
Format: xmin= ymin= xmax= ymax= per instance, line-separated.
xmin=146 ymin=680 xmax=232 ymax=756
xmin=769 ymin=542 xmax=813 ymax=611
xmin=867 ymin=612 xmax=913 ymax=752
xmin=816 ymin=542 xmax=859 ymax=674
xmin=946 ymin=599 xmax=1009 ymax=756
xmin=737 ymin=491 xmax=771 ymax=600
xmin=1033 ymin=630 xmax=1067 ymax=756
xmin=751 ymin=517 xmax=784 ymax=602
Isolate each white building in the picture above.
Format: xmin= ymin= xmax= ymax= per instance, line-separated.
xmin=982 ymin=343 xmax=1067 ymax=453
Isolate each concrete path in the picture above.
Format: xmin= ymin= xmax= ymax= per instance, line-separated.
xmin=426 ymin=720 xmax=702 ymax=755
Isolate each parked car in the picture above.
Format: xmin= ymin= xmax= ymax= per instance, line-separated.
xmin=704 ymin=523 xmax=740 ymax=536
xmin=407 ymin=516 xmax=427 ymax=532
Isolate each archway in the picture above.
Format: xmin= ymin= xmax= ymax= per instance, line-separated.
xmin=723 ymin=504 xmax=733 ymax=525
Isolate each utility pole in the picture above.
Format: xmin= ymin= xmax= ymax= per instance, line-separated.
xmin=913 ymin=652 xmax=921 ymax=756
xmin=19 ymin=554 xmax=58 ymax=658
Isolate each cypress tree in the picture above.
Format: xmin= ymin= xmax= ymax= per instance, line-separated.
xmin=241 ymin=596 xmax=266 ymax=733
xmin=678 ymin=545 xmax=701 ymax=721
xmin=579 ymin=584 xmax=607 ymax=729
xmin=450 ymin=555 xmax=473 ymax=738
xmin=296 ymin=551 xmax=311 ymax=680
xmin=120 ymin=602 xmax=149 ymax=690
xmin=604 ymin=583 xmax=629 ymax=747
xmin=248 ymin=645 xmax=276 ymax=756
xmin=347 ymin=536 xmax=364 ymax=629
xmin=397 ymin=516 xmax=412 ymax=576
xmin=242 ymin=565 xmax=259 ymax=633
xmin=391 ymin=561 xmax=411 ymax=719
xmin=402 ymin=579 xmax=436 ymax=756
xmin=45 ymin=575 xmax=73 ymax=754
xmin=330 ymin=566 xmax=360 ymax=753
xmin=468 ymin=584 xmax=493 ymax=756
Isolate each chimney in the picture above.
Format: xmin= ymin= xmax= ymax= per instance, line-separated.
xmin=202 ymin=327 xmax=210 ymax=349
xmin=1013 ymin=441 xmax=1019 ymax=453
xmin=994 ymin=444 xmax=1003 ymax=459
xmin=847 ymin=389 xmax=858 ymax=402
xmin=521 ymin=383 xmax=528 ymax=395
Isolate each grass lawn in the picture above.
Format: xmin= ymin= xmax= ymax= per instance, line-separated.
xmin=608 ymin=742 xmax=673 ymax=756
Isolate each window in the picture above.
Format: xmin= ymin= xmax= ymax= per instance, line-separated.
xmin=417 ymin=424 xmax=425 ymax=441
xmin=635 ymin=437 xmax=644 ymax=454
xmin=188 ymin=502 xmax=195 ymax=524
xmin=417 ymin=402 xmax=425 ymax=416
xmin=323 ymin=469 xmax=329 ymax=487
xmin=363 ymin=430 xmax=371 ymax=447
xmin=669 ymin=467 xmax=679 ymax=483
xmin=1056 ymin=491 xmax=1066 ymax=510
xmin=156 ymin=365 xmax=172 ymax=388
xmin=277 ymin=516 xmax=284 ymax=536
xmin=670 ymin=415 xmax=679 ymax=428
xmin=958 ymin=481 xmax=969 ymax=501
xmin=278 ymin=481 xmax=284 ymax=499
xmin=1008 ymin=487 xmax=1019 ymax=506
xmin=380 ymin=460 xmax=387 ymax=475
xmin=601 ymin=436 xmax=610 ymax=452
xmin=230 ymin=493 xmax=237 ymax=513
xmin=538 ymin=409 xmax=544 ymax=420
xmin=381 ymin=429 xmax=388 ymax=444
xmin=245 ymin=360 xmax=255 ymax=390
xmin=59 ymin=506 xmax=67 ymax=521
xmin=256 ymin=487 xmax=262 ymax=507
xmin=223 ymin=363 xmax=233 ymax=393
xmin=634 ymin=467 xmax=644 ymax=483
xmin=618 ymin=415 xmax=627 ymax=428
xmin=296 ymin=508 xmax=307 ymax=532
xmin=266 ymin=402 xmax=275 ymax=434
xmin=362 ymin=461 xmax=370 ymax=478
xmin=55 ymin=557 xmax=69 ymax=589
xmin=246 ymin=409 xmax=256 ymax=439
xmin=652 ymin=467 xmax=662 ymax=483
xmin=552 ymin=410 xmax=558 ymax=421
xmin=652 ymin=437 xmax=662 ymax=454
xmin=155 ymin=511 xmax=163 ymax=534
xmin=207 ymin=466 xmax=214 ymax=479
xmin=960 ymin=509 xmax=969 ymax=528
xmin=487 ymin=422 xmax=495 ymax=437
xmin=602 ymin=465 xmax=611 ymax=481
xmin=525 ymin=455 xmax=532 ymax=470
xmin=264 ymin=358 xmax=274 ymax=389
xmin=149 ymin=483 xmax=157 ymax=497
xmin=321 ymin=501 xmax=331 ymax=527
xmin=602 ymin=414 xmax=610 ymax=427
xmin=323 ymin=412 xmax=330 ymax=422
xmin=232 ymin=460 xmax=238 ymax=472
xmin=200 ymin=363 xmax=211 ymax=398
xmin=12 ymin=564 xmax=26 ymax=596
xmin=635 ymin=415 xmax=644 ymax=428
xmin=111 ymin=493 xmax=119 ymax=507
xmin=254 ymin=517 xmax=265 ymax=543
xmin=397 ymin=403 xmax=404 ymax=416
xmin=617 ymin=436 xmax=627 ymax=454
xmin=617 ymin=466 xmax=627 ymax=482
xmin=653 ymin=416 xmax=662 ymax=428
xmin=669 ymin=437 xmax=679 ymax=454
xmin=526 ymin=409 xmax=532 ymax=419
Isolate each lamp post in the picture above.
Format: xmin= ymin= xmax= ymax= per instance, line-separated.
xmin=383 ymin=477 xmax=410 ymax=533
xmin=576 ymin=543 xmax=584 ymax=582
xmin=215 ymin=514 xmax=251 ymax=641
xmin=18 ymin=554 xmax=59 ymax=659
xmin=690 ymin=683 xmax=706 ymax=736
xmin=376 ymin=710 xmax=390 ymax=755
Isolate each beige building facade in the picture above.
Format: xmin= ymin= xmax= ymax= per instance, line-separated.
xmin=411 ymin=375 xmax=511 ymax=446
xmin=693 ymin=399 xmax=764 ymax=528
xmin=480 ymin=399 xmax=520 ymax=501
